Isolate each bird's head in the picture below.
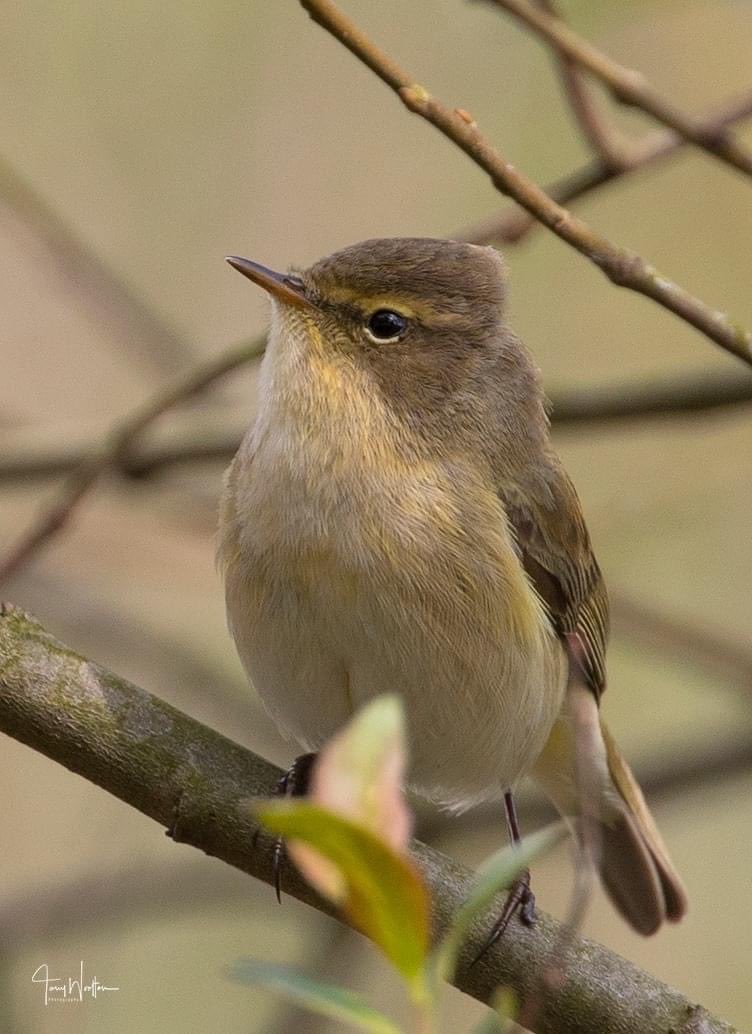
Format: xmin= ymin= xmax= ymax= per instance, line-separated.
xmin=227 ymin=237 xmax=509 ymax=366
xmin=227 ymin=237 xmax=543 ymax=457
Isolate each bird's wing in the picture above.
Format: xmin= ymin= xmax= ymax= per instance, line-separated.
xmin=503 ymin=470 xmax=609 ymax=699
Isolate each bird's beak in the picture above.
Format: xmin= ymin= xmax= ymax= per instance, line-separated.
xmin=225 ymin=256 xmax=314 ymax=310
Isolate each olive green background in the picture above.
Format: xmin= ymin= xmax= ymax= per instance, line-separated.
xmin=1 ymin=1 xmax=751 ymax=1031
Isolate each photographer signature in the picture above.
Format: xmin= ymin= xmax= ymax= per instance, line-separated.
xmin=31 ymin=961 xmax=119 ymax=1005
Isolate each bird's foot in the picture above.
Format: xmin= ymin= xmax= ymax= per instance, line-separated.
xmin=470 ymin=867 xmax=536 ymax=966
xmin=254 ymin=752 xmax=317 ymax=903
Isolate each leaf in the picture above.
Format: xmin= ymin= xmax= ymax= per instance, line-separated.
xmin=311 ymin=694 xmax=411 ymax=855
xmin=256 ymin=801 xmax=430 ymax=991
xmin=470 ymin=988 xmax=516 ymax=1034
xmin=293 ymin=695 xmax=412 ymax=903
xmin=228 ymin=960 xmax=403 ymax=1034
xmin=432 ymin=821 xmax=567 ymax=985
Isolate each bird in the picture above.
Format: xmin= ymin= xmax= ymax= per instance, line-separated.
xmin=218 ymin=236 xmax=687 ymax=937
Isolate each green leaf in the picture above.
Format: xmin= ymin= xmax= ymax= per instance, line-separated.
xmin=255 ymin=801 xmax=430 ymax=992
xmin=470 ymin=988 xmax=516 ymax=1034
xmin=432 ymin=821 xmax=567 ymax=985
xmin=229 ymin=960 xmax=402 ymax=1034
xmin=312 ymin=694 xmax=411 ymax=855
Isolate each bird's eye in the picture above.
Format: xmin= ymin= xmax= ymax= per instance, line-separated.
xmin=365 ymin=309 xmax=408 ymax=341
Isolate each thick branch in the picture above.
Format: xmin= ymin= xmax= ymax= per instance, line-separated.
xmin=0 ymin=604 xmax=737 ymax=1034
xmin=484 ymin=0 xmax=752 ymax=177
xmin=298 ymin=1 xmax=752 ymax=368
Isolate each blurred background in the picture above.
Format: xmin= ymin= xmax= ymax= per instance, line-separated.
xmin=1 ymin=0 xmax=751 ymax=1030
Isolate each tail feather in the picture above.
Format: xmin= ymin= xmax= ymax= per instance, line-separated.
xmin=602 ymin=723 xmax=689 ymax=924
xmin=598 ymin=804 xmax=666 ymax=935
xmin=533 ymin=685 xmax=688 ymax=935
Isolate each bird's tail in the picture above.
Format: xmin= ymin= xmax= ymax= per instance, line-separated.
xmin=532 ymin=682 xmax=688 ymax=935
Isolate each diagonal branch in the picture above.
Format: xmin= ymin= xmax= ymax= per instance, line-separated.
xmin=482 ymin=0 xmax=752 ymax=177
xmin=612 ymin=593 xmax=752 ymax=696
xmin=532 ymin=0 xmax=628 ymax=167
xmin=0 ymin=335 xmax=264 ymax=586
xmin=298 ymin=0 xmax=752 ymax=368
xmin=457 ymin=88 xmax=752 ymax=245
xmin=0 ymin=604 xmax=738 ymax=1034
xmin=0 ymin=154 xmax=196 ymax=374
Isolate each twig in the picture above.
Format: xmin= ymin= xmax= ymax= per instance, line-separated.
xmin=298 ymin=0 xmax=752 ymax=368
xmin=0 ymin=335 xmax=264 ymax=585
xmin=0 ymin=605 xmax=738 ymax=1034
xmin=549 ymin=369 xmax=752 ymax=427
xmin=0 ymin=154 xmax=196 ymax=374
xmin=458 ymin=89 xmax=752 ymax=246
xmin=532 ymin=0 xmax=628 ymax=167
xmin=0 ymin=409 xmax=250 ymax=481
xmin=612 ymin=593 xmax=752 ymax=696
xmin=419 ymin=731 xmax=752 ymax=845
xmin=1 ymin=367 xmax=750 ymax=487
xmin=482 ymin=0 xmax=752 ymax=177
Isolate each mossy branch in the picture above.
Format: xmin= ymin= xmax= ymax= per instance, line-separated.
xmin=0 ymin=604 xmax=737 ymax=1034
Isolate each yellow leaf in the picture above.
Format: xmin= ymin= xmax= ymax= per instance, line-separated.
xmin=256 ymin=801 xmax=429 ymax=990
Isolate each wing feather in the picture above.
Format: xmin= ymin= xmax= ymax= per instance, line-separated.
xmin=503 ymin=470 xmax=609 ymax=699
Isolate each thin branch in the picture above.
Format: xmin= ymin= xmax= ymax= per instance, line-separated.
xmin=482 ymin=0 xmax=752 ymax=177
xmin=532 ymin=0 xmax=628 ymax=167
xmin=1 ymin=367 xmax=750 ymax=488
xmin=458 ymin=88 xmax=752 ymax=246
xmin=0 ymin=604 xmax=738 ymax=1034
xmin=0 ymin=154 xmax=196 ymax=374
xmin=0 ymin=335 xmax=264 ymax=585
xmin=0 ymin=410 xmax=247 ymax=482
xmin=421 ymin=733 xmax=752 ymax=846
xmin=612 ymin=593 xmax=752 ymax=696
xmin=298 ymin=1 xmax=752 ymax=368
xmin=548 ymin=369 xmax=752 ymax=427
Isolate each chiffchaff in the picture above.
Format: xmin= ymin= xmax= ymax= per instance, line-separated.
xmin=219 ymin=238 xmax=687 ymax=935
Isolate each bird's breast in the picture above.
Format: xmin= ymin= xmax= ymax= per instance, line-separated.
xmin=219 ymin=344 xmax=566 ymax=808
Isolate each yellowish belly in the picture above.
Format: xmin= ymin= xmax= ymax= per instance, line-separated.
xmin=221 ymin=445 xmax=567 ymax=811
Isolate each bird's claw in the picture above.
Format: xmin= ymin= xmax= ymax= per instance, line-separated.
xmin=264 ymin=752 xmax=317 ymax=903
xmin=470 ymin=867 xmax=536 ymax=966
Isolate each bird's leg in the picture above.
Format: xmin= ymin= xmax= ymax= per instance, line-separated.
xmin=471 ymin=790 xmax=536 ymax=965
xmin=256 ymin=752 xmax=317 ymax=903
xmin=502 ymin=789 xmax=537 ymax=924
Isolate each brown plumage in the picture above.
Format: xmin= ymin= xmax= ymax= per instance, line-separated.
xmin=221 ymin=237 xmax=687 ymax=936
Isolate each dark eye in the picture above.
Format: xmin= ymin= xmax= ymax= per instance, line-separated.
xmin=366 ymin=309 xmax=408 ymax=341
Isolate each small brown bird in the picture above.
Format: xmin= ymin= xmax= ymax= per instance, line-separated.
xmin=219 ymin=237 xmax=687 ymax=936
